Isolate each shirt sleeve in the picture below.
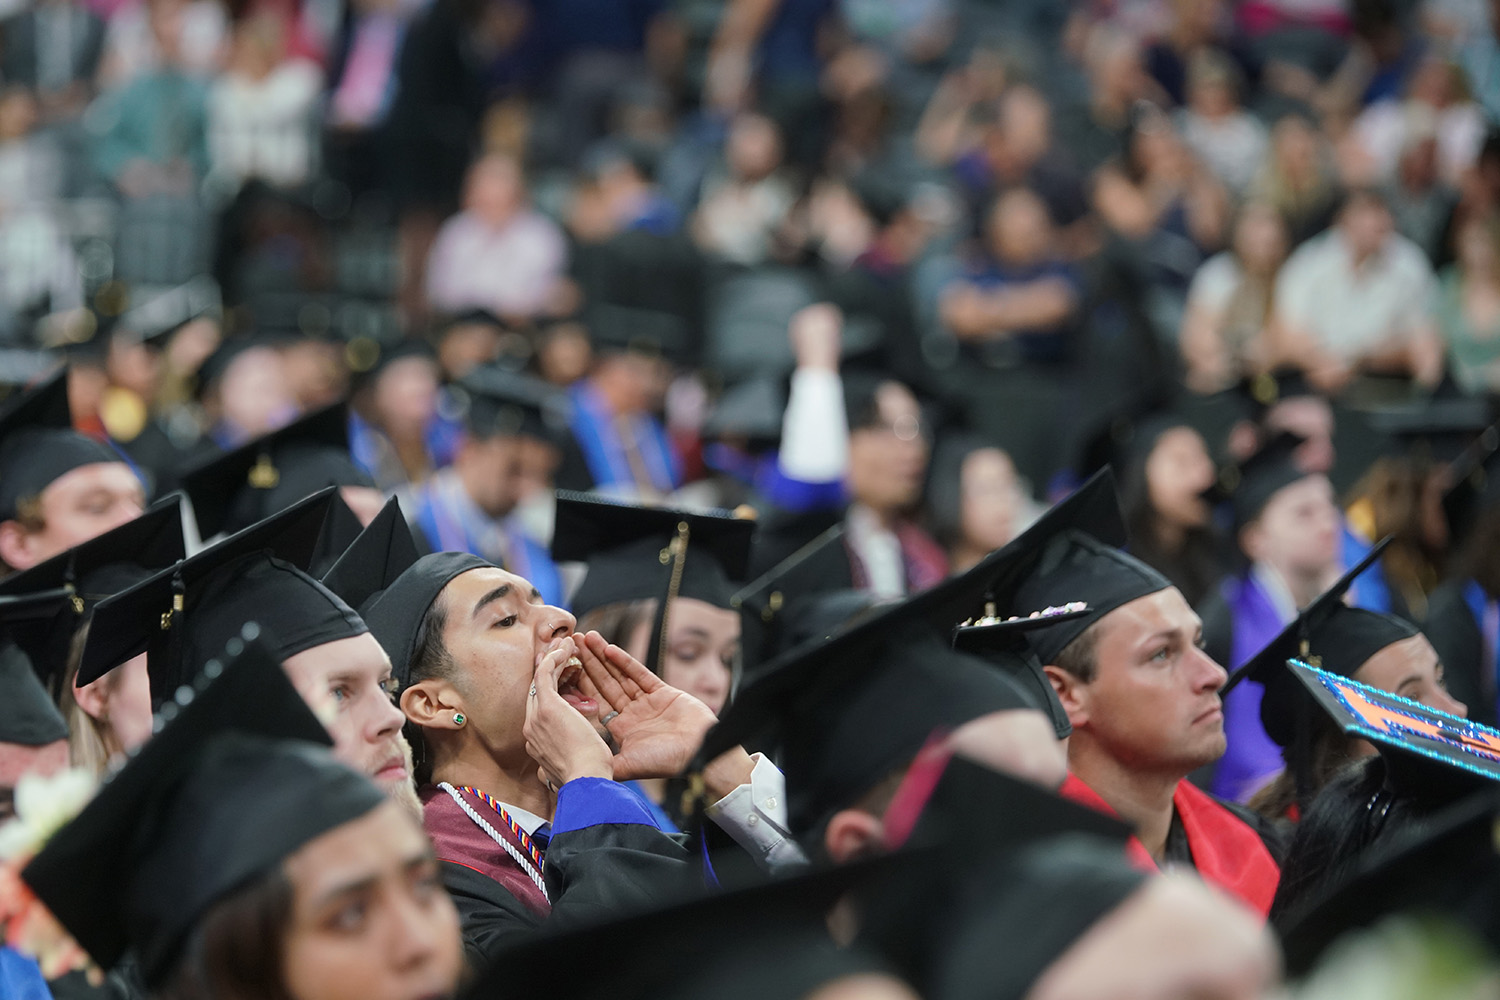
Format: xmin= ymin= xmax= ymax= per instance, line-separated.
xmin=703 ymin=753 xmax=808 ymax=872
xmin=776 ymin=367 xmax=849 ymax=484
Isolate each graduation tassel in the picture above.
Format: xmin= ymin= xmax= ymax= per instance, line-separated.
xmin=644 ymin=521 xmax=691 ymax=676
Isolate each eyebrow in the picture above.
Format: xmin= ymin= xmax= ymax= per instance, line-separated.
xmin=312 ymin=850 xmax=436 ymax=910
xmin=472 ymin=584 xmax=512 ymax=619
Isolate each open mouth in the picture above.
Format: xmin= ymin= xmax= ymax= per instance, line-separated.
xmin=557 ymin=656 xmax=594 ymax=714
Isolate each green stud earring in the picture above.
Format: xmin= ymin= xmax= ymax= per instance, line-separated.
xmin=453 ymin=713 xmax=466 ymax=727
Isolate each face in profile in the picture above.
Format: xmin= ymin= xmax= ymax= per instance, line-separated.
xmin=1354 ymin=635 xmax=1466 ymax=721
xmin=281 ymin=633 xmax=411 ymax=797
xmin=1059 ymin=589 xmax=1228 ymax=775
xmin=847 ymin=382 xmax=928 ymax=515
xmin=279 ymin=799 xmax=464 ymax=1000
xmin=1144 ymin=427 xmax=1215 ymax=531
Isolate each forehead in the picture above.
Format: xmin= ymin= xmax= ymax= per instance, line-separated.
xmin=1361 ymin=634 xmax=1439 ymax=677
xmin=43 ymin=461 xmax=141 ymax=498
xmin=669 ymin=597 xmax=740 ymax=638
xmin=444 ymin=565 xmax=536 ymax=608
xmin=286 ymin=801 xmax=425 ymax=892
xmin=1096 ymin=587 xmax=1197 ymax=643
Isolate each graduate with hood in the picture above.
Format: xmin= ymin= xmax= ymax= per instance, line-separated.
xmin=1002 ymin=475 xmax=1284 ymax=914
xmin=1222 ymin=541 xmax=1466 ymax=822
xmin=1197 ymin=432 xmax=1345 ymax=802
xmin=400 ymin=366 xmax=565 ymax=606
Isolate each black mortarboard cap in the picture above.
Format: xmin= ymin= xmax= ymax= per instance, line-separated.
xmin=320 ymin=496 xmax=420 ymax=615
xmin=0 ymin=497 xmax=185 ymax=693
xmin=1076 ymin=404 xmax=1185 ymax=482
xmin=307 ymin=491 xmax=366 ymax=580
xmin=1441 ymin=421 xmax=1500 ymax=546
xmin=553 ymin=492 xmax=756 ymax=673
xmin=360 ymin=551 xmax=491 ymax=688
xmin=731 ymin=524 xmax=853 ymax=675
xmin=1221 ymin=431 xmax=1311 ymax=530
xmin=586 ymin=303 xmax=692 ymax=368
xmin=1238 ymin=368 xmax=1319 ymax=424
xmin=460 ymin=849 xmax=918 ymax=1000
xmin=1223 ymin=536 xmax=1401 ymax=747
xmin=0 ymin=648 xmax=68 ymax=745
xmin=76 ymin=489 xmax=367 ymax=705
xmin=0 ymin=369 xmax=124 ymax=520
xmin=117 ymin=276 xmax=220 ymax=348
xmin=457 ymin=366 xmax=571 ymax=445
xmin=22 ymin=628 xmax=385 ymax=985
xmin=1367 ymin=395 xmax=1492 ymax=466
xmin=696 ymin=543 xmax=1047 ymax=835
xmin=701 ymin=376 xmax=786 ymax=447
xmin=953 ymin=609 xmax=1090 ymax=740
xmin=993 ymin=470 xmax=1167 ymax=667
xmin=178 ymin=402 xmax=373 ymax=538
xmin=1276 ymin=789 xmax=1500 ymax=976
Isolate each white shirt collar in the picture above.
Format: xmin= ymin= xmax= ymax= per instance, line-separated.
xmin=497 ymin=802 xmax=549 ymax=835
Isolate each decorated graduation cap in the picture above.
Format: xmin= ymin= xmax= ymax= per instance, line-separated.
xmin=980 ymin=467 xmax=1168 ymax=668
xmin=360 ymin=551 xmax=491 ymax=689
xmin=953 ymin=608 xmax=1089 ymax=740
xmin=457 ymin=365 xmax=571 ymax=445
xmin=0 ymin=369 xmax=126 ymax=522
xmin=320 ymin=496 xmax=420 ymax=615
xmin=460 ymin=847 xmax=915 ymax=1000
xmin=695 ymin=533 xmax=1050 ymax=836
xmin=552 ymin=491 xmax=756 ymax=674
xmin=0 ymin=648 xmax=68 ymax=746
xmin=178 ymin=402 xmax=374 ymax=538
xmin=1220 ymin=431 xmax=1312 ymax=530
xmin=0 ymin=497 xmax=185 ymax=693
xmin=75 ymin=488 xmax=366 ymax=706
xmin=1284 ymin=658 xmax=1500 ymax=800
xmin=1276 ymin=789 xmax=1500 ymax=977
xmin=22 ymin=627 xmax=386 ymax=986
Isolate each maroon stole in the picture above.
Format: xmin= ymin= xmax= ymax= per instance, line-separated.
xmin=421 ymin=784 xmax=550 ymax=919
xmin=1060 ymin=774 xmax=1280 ymax=917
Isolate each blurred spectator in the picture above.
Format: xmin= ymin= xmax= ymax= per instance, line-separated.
xmin=930 ymin=84 xmax=1090 ymax=249
xmin=1054 ymin=26 xmax=1161 ymax=174
xmin=1093 ymin=102 xmax=1228 ymax=332
xmin=692 ymin=111 xmax=796 ymax=266
xmin=704 ymin=0 xmax=836 ymax=166
xmin=940 ymin=187 xmax=1080 ymax=365
xmin=197 ymin=340 xmax=298 ymax=450
xmin=1344 ymin=454 xmax=1449 ymax=620
xmin=1143 ymin=0 xmax=1256 ymax=107
xmin=1458 ymin=1 xmax=1500 ymax=126
xmin=0 ymin=88 xmax=83 ymax=335
xmin=912 ymin=43 xmax=1011 ymax=170
xmin=1117 ymin=417 xmax=1226 ymax=608
xmin=349 ymin=343 xmax=451 ymax=489
xmin=1247 ymin=113 xmax=1340 ymax=246
xmin=1383 ymin=123 xmax=1459 ymax=265
xmin=1175 ymin=49 xmax=1266 ymax=195
xmin=425 ymin=151 xmax=570 ymax=321
xmin=322 ymin=0 xmax=413 ymax=201
xmin=206 ymin=12 xmax=322 ymax=193
xmin=1 ymin=0 xmax=106 ymax=122
xmin=1179 ymin=201 xmax=1288 ymax=394
xmin=572 ymin=141 xmax=680 ymax=241
xmin=99 ymin=0 xmax=225 ymax=86
xmin=1436 ymin=213 xmax=1500 ymax=394
xmin=1353 ymin=54 xmax=1483 ymax=188
xmin=1270 ymin=188 xmax=1444 ymax=393
xmin=926 ymin=435 xmax=1038 ymax=573
xmin=558 ymin=335 xmax=681 ymax=499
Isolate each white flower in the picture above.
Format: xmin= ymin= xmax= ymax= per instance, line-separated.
xmin=0 ymin=768 xmax=97 ymax=861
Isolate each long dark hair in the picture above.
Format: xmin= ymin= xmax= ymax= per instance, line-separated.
xmin=1118 ymin=421 xmax=1224 ymax=607
xmin=155 ymin=867 xmax=296 ymax=1000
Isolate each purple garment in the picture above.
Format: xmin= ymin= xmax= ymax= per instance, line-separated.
xmin=1213 ymin=574 xmax=1291 ymax=802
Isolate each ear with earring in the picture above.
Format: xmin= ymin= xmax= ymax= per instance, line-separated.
xmin=453 ymin=713 xmax=466 ymax=727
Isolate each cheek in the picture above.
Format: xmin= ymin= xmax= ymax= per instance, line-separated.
xmin=283 ymin=930 xmax=376 ymax=1000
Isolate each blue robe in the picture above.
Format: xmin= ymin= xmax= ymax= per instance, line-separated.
xmin=567 ymin=380 xmax=680 ymax=496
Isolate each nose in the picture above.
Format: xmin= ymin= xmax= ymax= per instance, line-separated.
xmin=369 ymin=687 xmax=407 ymax=740
xmin=1438 ymin=690 xmax=1468 ymax=719
xmin=536 ymin=603 xmax=576 ymax=642
xmin=1193 ymin=646 xmax=1228 ymax=692
xmin=388 ymin=884 xmax=450 ymax=974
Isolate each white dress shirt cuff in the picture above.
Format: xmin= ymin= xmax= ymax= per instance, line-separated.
xmin=704 ymin=753 xmax=807 ymax=872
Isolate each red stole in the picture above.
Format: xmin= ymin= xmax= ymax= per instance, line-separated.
xmin=1059 ymin=774 xmax=1280 ymax=917
xmin=421 ymin=785 xmax=550 ymax=919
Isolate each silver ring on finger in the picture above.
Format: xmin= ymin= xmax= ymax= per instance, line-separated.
xmin=600 ymin=711 xmax=620 ymax=727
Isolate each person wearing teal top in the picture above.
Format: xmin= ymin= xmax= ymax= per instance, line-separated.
xmin=1435 ymin=216 xmax=1500 ymax=395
